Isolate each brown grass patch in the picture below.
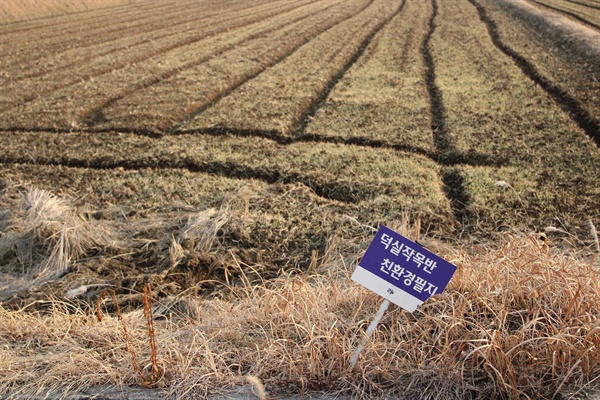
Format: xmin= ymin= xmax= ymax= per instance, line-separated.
xmin=0 ymin=184 xmax=115 ymax=301
xmin=0 ymin=225 xmax=599 ymax=398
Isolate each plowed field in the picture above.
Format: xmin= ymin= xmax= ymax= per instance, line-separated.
xmin=1 ymin=0 xmax=599 ymax=397
xmin=1 ymin=0 xmax=599 ymax=312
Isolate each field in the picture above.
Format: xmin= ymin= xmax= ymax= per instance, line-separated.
xmin=0 ymin=0 xmax=145 ymax=22
xmin=525 ymin=0 xmax=600 ymax=29
xmin=1 ymin=0 xmax=599 ymax=398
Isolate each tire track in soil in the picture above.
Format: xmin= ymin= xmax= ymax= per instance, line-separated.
xmin=468 ymin=0 xmax=600 ymax=146
xmin=288 ymin=0 xmax=408 ymax=137
xmin=527 ymin=0 xmax=600 ymax=29
xmin=0 ymin=157 xmax=373 ymax=205
xmin=0 ymin=0 xmax=328 ymax=116
xmin=166 ymin=0 xmax=376 ymax=133
xmin=421 ymin=0 xmax=472 ymax=224
xmin=80 ymin=0 xmax=347 ymax=127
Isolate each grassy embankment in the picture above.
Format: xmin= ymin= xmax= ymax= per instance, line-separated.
xmin=1 ymin=198 xmax=598 ymax=398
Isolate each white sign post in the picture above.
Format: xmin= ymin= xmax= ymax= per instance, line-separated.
xmin=349 ymin=225 xmax=457 ymax=369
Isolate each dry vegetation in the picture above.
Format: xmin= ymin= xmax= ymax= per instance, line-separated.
xmin=0 ymin=0 xmax=144 ymax=22
xmin=430 ymin=0 xmax=600 ymax=233
xmin=525 ymin=0 xmax=600 ymax=30
xmin=1 ymin=213 xmax=599 ymax=398
xmin=1 ymin=0 xmax=600 ymax=397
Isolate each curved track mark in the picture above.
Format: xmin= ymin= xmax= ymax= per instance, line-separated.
xmin=0 ymin=157 xmax=372 ymax=205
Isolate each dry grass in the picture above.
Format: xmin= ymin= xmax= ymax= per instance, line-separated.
xmin=182 ymin=0 xmax=402 ymax=135
xmin=431 ymin=0 xmax=600 ymax=233
xmin=305 ymin=0 xmax=434 ymax=152
xmin=0 ymin=184 xmax=114 ymax=300
xmin=1 ymin=216 xmax=599 ymax=398
xmin=0 ymin=0 xmax=142 ymax=22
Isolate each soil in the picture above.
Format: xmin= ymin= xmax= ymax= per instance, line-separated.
xmin=497 ymin=0 xmax=600 ymax=64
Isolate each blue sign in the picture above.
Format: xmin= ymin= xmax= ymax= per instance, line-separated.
xmin=352 ymin=225 xmax=457 ymax=312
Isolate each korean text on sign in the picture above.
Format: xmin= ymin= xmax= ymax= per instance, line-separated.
xmin=351 ymin=225 xmax=457 ymax=312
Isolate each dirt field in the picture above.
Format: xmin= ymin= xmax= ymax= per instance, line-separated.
xmin=0 ymin=0 xmax=145 ymax=22
xmin=1 ymin=0 xmax=599 ymax=398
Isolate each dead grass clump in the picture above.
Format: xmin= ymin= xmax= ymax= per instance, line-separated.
xmin=0 ymin=231 xmax=598 ymax=398
xmin=0 ymin=185 xmax=114 ymax=298
xmin=412 ymin=234 xmax=600 ymax=398
xmin=163 ymin=207 xmax=232 ymax=276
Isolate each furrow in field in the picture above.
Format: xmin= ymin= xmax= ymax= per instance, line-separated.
xmin=1 ymin=0 xmax=298 ymax=75
xmin=0 ymin=157 xmax=362 ymax=205
xmin=468 ymin=0 xmax=600 ymax=145
xmin=174 ymin=0 xmax=403 ymax=135
xmin=0 ymin=130 xmax=453 ymax=227
xmin=432 ymin=0 xmax=600 ymax=231
xmin=421 ymin=0 xmax=451 ymax=155
xmin=85 ymin=0 xmax=375 ymax=133
xmin=302 ymin=0 xmax=434 ymax=153
xmin=0 ymin=125 xmax=504 ymax=168
xmin=0 ymin=0 xmax=167 ymax=34
xmin=0 ymin=0 xmax=350 ymax=130
xmin=527 ymin=0 xmax=600 ymax=29
xmin=0 ymin=0 xmax=205 ymax=53
xmin=421 ymin=0 xmax=473 ymax=223
xmin=1 ymin=0 xmax=306 ymax=81
xmin=563 ymin=0 xmax=600 ymax=11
